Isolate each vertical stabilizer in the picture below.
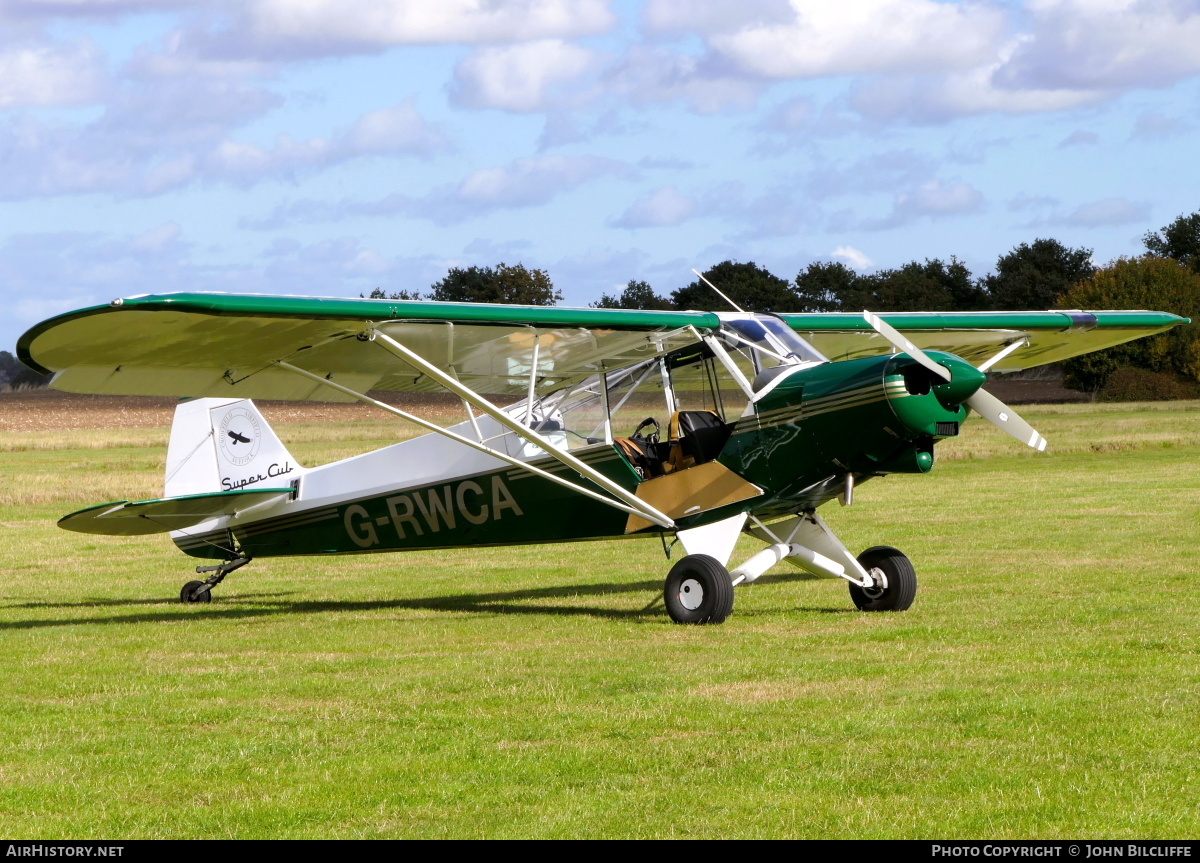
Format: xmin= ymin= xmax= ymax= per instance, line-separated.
xmin=165 ymin=398 xmax=303 ymax=497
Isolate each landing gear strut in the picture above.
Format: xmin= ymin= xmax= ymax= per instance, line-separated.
xmin=180 ymin=555 xmax=251 ymax=603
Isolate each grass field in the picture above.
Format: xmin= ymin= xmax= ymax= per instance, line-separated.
xmin=1 ymin=399 xmax=1199 ymax=838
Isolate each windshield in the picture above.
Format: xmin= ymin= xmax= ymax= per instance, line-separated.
xmin=720 ymin=315 xmax=827 ymax=365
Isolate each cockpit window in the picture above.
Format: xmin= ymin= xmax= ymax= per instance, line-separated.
xmin=722 ymin=315 xmax=827 ymax=366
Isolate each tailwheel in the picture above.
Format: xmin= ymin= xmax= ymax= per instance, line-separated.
xmin=849 ymin=545 xmax=917 ymax=612
xmin=178 ymin=554 xmax=252 ymax=603
xmin=664 ymin=554 xmax=735 ymax=625
xmin=180 ymin=580 xmax=212 ymax=604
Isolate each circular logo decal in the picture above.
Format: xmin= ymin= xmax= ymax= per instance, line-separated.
xmin=218 ymin=407 xmax=262 ymax=467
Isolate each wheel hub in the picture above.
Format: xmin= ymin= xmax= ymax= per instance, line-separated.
xmin=861 ymin=567 xmax=888 ymax=599
xmin=678 ymin=578 xmax=705 ymax=610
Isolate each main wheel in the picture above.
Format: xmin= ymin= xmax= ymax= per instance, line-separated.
xmin=849 ymin=546 xmax=917 ymax=612
xmin=180 ymin=580 xmax=212 ymax=604
xmin=664 ymin=554 xmax=735 ymax=625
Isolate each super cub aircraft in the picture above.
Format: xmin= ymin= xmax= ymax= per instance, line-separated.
xmin=18 ymin=293 xmax=1186 ymax=623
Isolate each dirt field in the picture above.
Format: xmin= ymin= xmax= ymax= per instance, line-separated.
xmin=0 ymin=388 xmax=472 ymax=432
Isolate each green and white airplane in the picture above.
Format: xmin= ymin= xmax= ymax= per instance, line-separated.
xmin=18 ymin=293 xmax=1186 ymax=623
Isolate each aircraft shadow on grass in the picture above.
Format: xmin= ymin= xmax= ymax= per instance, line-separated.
xmin=0 ymin=572 xmax=824 ymax=631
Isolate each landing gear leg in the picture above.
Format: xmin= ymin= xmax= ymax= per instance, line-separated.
xmin=180 ymin=555 xmax=251 ymax=603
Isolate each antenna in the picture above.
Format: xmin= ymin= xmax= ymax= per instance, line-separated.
xmin=691 ymin=268 xmax=744 ymax=313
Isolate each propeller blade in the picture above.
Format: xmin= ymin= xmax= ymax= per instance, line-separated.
xmin=863 ymin=311 xmax=951 ymax=382
xmin=964 ymin=388 xmax=1048 ymax=451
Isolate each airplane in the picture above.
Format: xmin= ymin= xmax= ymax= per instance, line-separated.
xmin=17 ymin=292 xmax=1187 ymax=623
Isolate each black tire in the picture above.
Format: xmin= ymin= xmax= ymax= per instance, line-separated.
xmin=664 ymin=554 xmax=735 ymax=625
xmin=849 ymin=546 xmax=917 ymax=612
xmin=180 ymin=580 xmax=212 ymax=604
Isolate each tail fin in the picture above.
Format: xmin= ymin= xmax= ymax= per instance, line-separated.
xmin=165 ymin=398 xmax=303 ymax=497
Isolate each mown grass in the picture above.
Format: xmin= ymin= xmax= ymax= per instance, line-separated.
xmin=0 ymin=402 xmax=1198 ymax=838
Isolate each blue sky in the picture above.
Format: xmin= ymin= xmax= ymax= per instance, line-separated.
xmin=3 ymin=0 xmax=1200 ymax=352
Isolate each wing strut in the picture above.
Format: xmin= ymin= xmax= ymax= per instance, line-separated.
xmin=976 ymin=338 xmax=1029 ymax=373
xmin=366 ymin=330 xmax=676 ymax=529
xmin=274 ymin=360 xmax=675 ymax=530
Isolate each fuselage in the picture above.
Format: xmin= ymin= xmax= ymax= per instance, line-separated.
xmin=174 ymin=350 xmax=984 ymax=560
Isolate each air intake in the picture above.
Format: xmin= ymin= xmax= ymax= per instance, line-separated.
xmin=936 ymin=422 xmax=959 ymax=437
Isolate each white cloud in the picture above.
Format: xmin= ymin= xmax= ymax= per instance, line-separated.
xmin=1129 ymin=111 xmax=1191 ymax=142
xmin=124 ymin=30 xmax=272 ymax=80
xmin=0 ymin=40 xmax=106 ymax=108
xmin=205 ymin=105 xmax=446 ymax=185
xmin=863 ymin=179 xmax=985 ymax=230
xmin=453 ymin=154 xmax=627 ymax=211
xmin=999 ymin=0 xmax=1200 ymax=91
xmin=642 ymin=0 xmax=794 ymax=35
xmin=97 ymin=78 xmax=284 ymax=141
xmin=4 ymin=1 xmax=197 ymax=16
xmin=452 ymin=40 xmax=597 ymax=112
xmin=612 ymin=186 xmax=699 ymax=228
xmin=633 ymin=0 xmax=1200 ymax=123
xmin=606 ymin=45 xmax=763 ymax=113
xmin=608 ymin=180 xmax=819 ymax=238
xmin=850 ymin=59 xmax=1104 ymax=124
xmin=1008 ymin=193 xmax=1059 ymax=212
xmin=1059 ymin=130 xmax=1099 ymax=148
xmin=711 ymin=0 xmax=1007 ymax=79
xmin=832 ymin=245 xmax=872 ymax=269
xmin=243 ymin=154 xmax=632 ymax=228
xmin=340 ymin=102 xmax=447 ymax=155
xmin=802 ymin=149 xmax=933 ymax=197
xmin=225 ymin=0 xmax=615 ymax=58
xmin=1060 ymin=198 xmax=1151 ymax=227
xmin=129 ymin=221 xmax=183 ymax=253
xmin=0 ymin=97 xmax=445 ymax=198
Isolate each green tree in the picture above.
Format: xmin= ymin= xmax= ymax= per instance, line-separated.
xmin=671 ymin=260 xmax=798 ymax=313
xmin=1059 ymin=256 xmax=1200 ymax=393
xmin=793 ymin=261 xmax=860 ymax=312
xmin=983 ymin=238 xmax=1095 ymax=309
xmin=362 ymin=288 xmax=423 ymax=300
xmin=0 ymin=350 xmax=49 ymax=389
xmin=593 ymin=279 xmax=674 ymax=310
xmin=860 ymin=257 xmax=986 ymax=312
xmin=428 ymin=262 xmax=562 ymax=305
xmin=1144 ymin=210 xmax=1200 ymax=273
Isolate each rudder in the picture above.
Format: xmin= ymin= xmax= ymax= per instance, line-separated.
xmin=165 ymin=398 xmax=303 ymax=497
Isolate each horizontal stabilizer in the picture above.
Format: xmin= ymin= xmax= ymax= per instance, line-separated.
xmin=59 ymin=488 xmax=292 ymax=536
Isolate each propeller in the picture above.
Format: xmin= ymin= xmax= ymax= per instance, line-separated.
xmin=863 ymin=311 xmax=1048 ymax=451
xmin=962 ymin=386 xmax=1048 ymax=452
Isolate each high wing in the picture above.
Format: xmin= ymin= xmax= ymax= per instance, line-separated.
xmin=19 ymin=294 xmax=1187 ymax=403
xmin=19 ymin=293 xmax=713 ymax=402
xmin=779 ymin=310 xmax=1187 ymax=372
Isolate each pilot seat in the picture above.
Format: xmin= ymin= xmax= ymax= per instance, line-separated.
xmin=614 ymin=410 xmax=732 ymax=480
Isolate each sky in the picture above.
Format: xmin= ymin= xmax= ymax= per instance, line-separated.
xmin=3 ymin=0 xmax=1200 ymax=353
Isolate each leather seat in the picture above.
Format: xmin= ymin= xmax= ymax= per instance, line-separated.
xmin=666 ymin=410 xmax=732 ymax=472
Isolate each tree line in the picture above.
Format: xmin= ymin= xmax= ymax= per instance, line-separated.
xmin=373 ymin=211 xmax=1198 ymax=322
xmin=367 ymin=209 xmax=1200 ymax=397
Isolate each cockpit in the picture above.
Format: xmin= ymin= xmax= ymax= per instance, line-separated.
xmin=508 ymin=313 xmax=828 ymax=475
